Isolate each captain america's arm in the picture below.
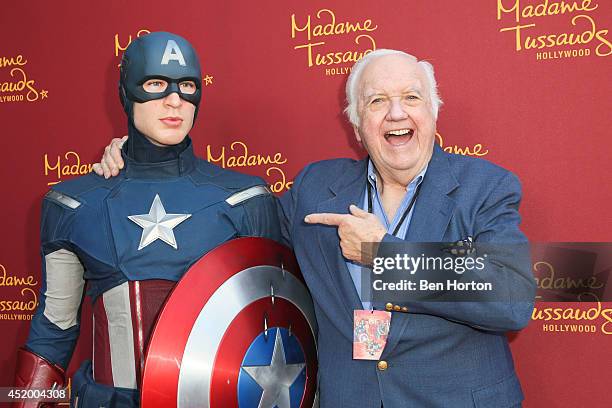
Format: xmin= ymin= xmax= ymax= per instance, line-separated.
xmin=14 ymin=192 xmax=86 ymax=406
xmin=226 ymin=183 xmax=283 ymax=243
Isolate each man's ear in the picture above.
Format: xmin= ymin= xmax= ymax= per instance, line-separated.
xmin=353 ymin=125 xmax=362 ymax=144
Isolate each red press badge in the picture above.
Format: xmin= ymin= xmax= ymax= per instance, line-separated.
xmin=353 ymin=310 xmax=391 ymax=360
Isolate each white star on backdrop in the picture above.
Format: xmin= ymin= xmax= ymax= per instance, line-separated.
xmin=242 ymin=329 xmax=305 ymax=408
xmin=128 ymin=194 xmax=191 ymax=250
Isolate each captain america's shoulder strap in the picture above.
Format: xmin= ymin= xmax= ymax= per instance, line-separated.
xmin=225 ymin=185 xmax=272 ymax=207
xmin=45 ymin=172 xmax=123 ymax=210
xmin=45 ymin=190 xmax=81 ymax=209
xmin=192 ymin=158 xmax=281 ymax=240
xmin=191 ymin=158 xmax=273 ymax=204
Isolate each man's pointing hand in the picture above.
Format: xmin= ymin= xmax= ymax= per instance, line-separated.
xmin=305 ymin=205 xmax=386 ymax=264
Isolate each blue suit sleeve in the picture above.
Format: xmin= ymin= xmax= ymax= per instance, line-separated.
xmin=277 ymin=164 xmax=313 ymax=248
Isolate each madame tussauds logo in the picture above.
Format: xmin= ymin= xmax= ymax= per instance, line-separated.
xmin=0 ymin=263 xmax=38 ymax=320
xmin=497 ymin=0 xmax=612 ymax=61
xmin=435 ymin=133 xmax=489 ymax=157
xmin=531 ymin=259 xmax=612 ymax=335
xmin=0 ymin=55 xmax=48 ymax=103
xmin=291 ymin=8 xmax=378 ymax=76
xmin=44 ymin=151 xmax=93 ymax=186
xmin=207 ymin=141 xmax=293 ymax=193
xmin=532 ymin=295 xmax=612 ymax=335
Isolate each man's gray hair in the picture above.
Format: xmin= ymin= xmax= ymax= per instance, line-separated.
xmin=344 ymin=49 xmax=443 ymax=127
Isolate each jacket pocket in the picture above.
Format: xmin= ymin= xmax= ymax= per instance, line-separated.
xmin=472 ymin=373 xmax=524 ymax=408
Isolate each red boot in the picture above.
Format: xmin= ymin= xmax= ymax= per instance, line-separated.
xmin=12 ymin=348 xmax=66 ymax=408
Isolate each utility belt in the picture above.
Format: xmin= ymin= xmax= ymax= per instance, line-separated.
xmin=71 ymin=361 xmax=139 ymax=408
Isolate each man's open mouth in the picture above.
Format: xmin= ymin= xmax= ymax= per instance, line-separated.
xmin=384 ymin=128 xmax=414 ymax=145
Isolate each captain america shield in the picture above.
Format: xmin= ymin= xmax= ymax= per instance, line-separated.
xmin=141 ymin=237 xmax=318 ymax=408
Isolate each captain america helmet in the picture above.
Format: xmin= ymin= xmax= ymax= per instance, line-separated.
xmin=119 ymin=31 xmax=202 ymax=112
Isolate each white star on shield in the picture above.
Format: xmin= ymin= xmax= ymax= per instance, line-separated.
xmin=128 ymin=194 xmax=191 ymax=250
xmin=241 ymin=329 xmax=305 ymax=408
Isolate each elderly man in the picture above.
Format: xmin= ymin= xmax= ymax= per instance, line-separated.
xmin=96 ymin=49 xmax=535 ymax=408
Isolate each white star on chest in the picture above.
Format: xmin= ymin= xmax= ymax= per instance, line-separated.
xmin=241 ymin=329 xmax=305 ymax=408
xmin=128 ymin=194 xmax=191 ymax=250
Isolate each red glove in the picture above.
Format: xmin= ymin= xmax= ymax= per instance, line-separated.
xmin=12 ymin=348 xmax=66 ymax=408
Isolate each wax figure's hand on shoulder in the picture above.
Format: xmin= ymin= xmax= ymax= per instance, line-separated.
xmin=92 ymin=135 xmax=127 ymax=178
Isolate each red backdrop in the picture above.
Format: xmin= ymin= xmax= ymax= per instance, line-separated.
xmin=1 ymin=1 xmax=611 ymax=407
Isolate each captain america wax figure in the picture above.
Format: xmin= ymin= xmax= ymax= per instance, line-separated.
xmin=13 ymin=31 xmax=281 ymax=407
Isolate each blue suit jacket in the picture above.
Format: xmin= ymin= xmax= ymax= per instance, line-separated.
xmin=279 ymin=145 xmax=535 ymax=408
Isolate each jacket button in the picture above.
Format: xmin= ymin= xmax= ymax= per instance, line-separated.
xmin=385 ymin=303 xmax=393 ymax=311
xmin=393 ymin=305 xmax=401 ymax=312
xmin=377 ymin=360 xmax=388 ymax=371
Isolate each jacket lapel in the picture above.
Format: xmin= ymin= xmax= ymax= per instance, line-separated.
xmin=382 ymin=145 xmax=460 ymax=359
xmin=405 ymin=145 xmax=459 ymax=242
xmin=315 ymin=159 xmax=368 ymax=318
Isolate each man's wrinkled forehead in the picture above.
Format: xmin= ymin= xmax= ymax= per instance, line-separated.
xmin=358 ymin=55 xmax=427 ymax=99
